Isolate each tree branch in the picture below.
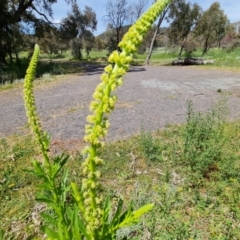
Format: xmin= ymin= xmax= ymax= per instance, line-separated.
xmin=30 ymin=5 xmax=53 ymax=25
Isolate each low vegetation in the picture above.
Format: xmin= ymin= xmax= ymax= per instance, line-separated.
xmin=1 ymin=99 xmax=240 ymax=239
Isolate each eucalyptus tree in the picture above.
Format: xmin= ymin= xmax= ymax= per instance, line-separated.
xmin=60 ymin=3 xmax=97 ymax=59
xmin=167 ymin=0 xmax=202 ymax=59
xmin=194 ymin=2 xmax=229 ymax=55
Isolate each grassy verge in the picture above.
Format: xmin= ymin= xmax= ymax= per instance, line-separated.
xmin=1 ymin=101 xmax=240 ymax=239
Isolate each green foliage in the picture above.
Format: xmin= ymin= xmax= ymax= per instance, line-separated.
xmin=0 ymin=0 xmax=74 ymax=64
xmin=194 ymin=2 xmax=229 ymax=55
xmin=2 ymin=107 xmax=240 ymax=238
xmin=139 ymin=131 xmax=162 ymax=161
xmin=0 ymin=230 xmax=4 ymax=240
xmin=182 ymin=100 xmax=227 ymax=176
xmin=167 ymin=0 xmax=202 ymax=58
xmin=60 ymin=3 xmax=97 ymax=59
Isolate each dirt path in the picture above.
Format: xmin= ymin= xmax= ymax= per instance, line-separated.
xmin=1 ymin=64 xmax=240 ymax=149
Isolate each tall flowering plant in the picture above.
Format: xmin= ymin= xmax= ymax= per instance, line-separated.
xmin=23 ymin=0 xmax=171 ymax=239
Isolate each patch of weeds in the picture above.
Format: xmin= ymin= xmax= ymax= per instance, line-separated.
xmin=0 ymin=135 xmax=40 ymax=239
xmin=138 ymin=130 xmax=162 ymax=162
xmin=182 ymin=99 xmax=227 ymax=177
xmin=218 ymin=121 xmax=240 ymax=180
xmin=2 ymin=100 xmax=240 ymax=238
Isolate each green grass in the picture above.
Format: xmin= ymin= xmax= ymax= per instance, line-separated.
xmin=203 ymin=48 xmax=240 ymax=69
xmin=133 ymin=48 xmax=177 ymax=65
xmin=1 ymin=101 xmax=240 ymax=239
xmin=133 ymin=47 xmax=240 ymax=70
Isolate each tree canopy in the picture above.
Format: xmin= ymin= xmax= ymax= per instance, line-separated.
xmin=60 ymin=3 xmax=97 ymax=59
xmin=0 ymin=0 xmax=75 ymax=64
xmin=194 ymin=2 xmax=229 ymax=55
xmin=167 ymin=0 xmax=202 ymax=58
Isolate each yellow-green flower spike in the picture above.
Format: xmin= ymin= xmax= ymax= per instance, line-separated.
xmin=23 ymin=44 xmax=49 ymax=161
xmin=81 ymin=0 xmax=171 ymax=238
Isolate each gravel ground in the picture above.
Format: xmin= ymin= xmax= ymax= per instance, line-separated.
xmin=1 ymin=64 xmax=240 ymax=149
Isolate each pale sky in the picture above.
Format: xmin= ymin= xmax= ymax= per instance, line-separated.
xmin=51 ymin=0 xmax=240 ymax=35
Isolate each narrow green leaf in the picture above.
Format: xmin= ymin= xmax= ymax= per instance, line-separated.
xmin=118 ymin=203 xmax=154 ymax=228
xmin=42 ymin=226 xmax=59 ymax=239
xmin=0 ymin=229 xmax=5 ymax=240
xmin=72 ymin=207 xmax=81 ymax=240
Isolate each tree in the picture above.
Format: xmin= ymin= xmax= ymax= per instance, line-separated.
xmin=60 ymin=3 xmax=97 ymax=59
xmin=167 ymin=0 xmax=201 ymax=59
xmin=194 ymin=2 xmax=229 ymax=55
xmin=0 ymin=0 xmax=74 ymax=64
xmin=94 ymin=37 xmax=106 ymax=51
xmin=104 ymin=0 xmax=132 ymax=51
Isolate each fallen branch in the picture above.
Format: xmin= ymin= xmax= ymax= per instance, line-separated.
xmin=172 ymin=58 xmax=214 ymax=66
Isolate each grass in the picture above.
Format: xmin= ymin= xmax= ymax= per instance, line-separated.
xmin=133 ymin=47 xmax=240 ymax=70
xmin=1 ymin=101 xmax=240 ymax=239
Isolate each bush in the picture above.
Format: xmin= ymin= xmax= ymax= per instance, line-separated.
xmin=182 ymin=100 xmax=227 ymax=177
xmin=226 ymin=39 xmax=240 ymax=52
xmin=139 ymin=130 xmax=162 ymax=162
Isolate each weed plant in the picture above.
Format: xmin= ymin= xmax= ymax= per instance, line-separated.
xmin=13 ymin=1 xmax=171 ymax=239
xmin=182 ymin=100 xmax=227 ymax=177
xmin=139 ymin=130 xmax=162 ymax=162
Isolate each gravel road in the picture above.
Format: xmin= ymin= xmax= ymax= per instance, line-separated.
xmin=1 ymin=64 xmax=240 ymax=149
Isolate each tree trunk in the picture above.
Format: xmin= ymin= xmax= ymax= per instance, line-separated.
xmin=116 ymin=27 xmax=122 ymax=52
xmin=178 ymin=38 xmax=187 ymax=59
xmin=15 ymin=52 xmax=19 ymax=64
xmin=202 ymin=37 xmax=209 ymax=55
xmin=145 ymin=7 xmax=169 ymax=65
xmin=8 ymin=51 xmax=13 ymax=64
xmin=0 ymin=48 xmax=7 ymax=65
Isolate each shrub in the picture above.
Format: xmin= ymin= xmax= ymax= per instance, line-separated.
xmin=226 ymin=39 xmax=240 ymax=52
xmin=182 ymin=99 xmax=227 ymax=177
xmin=139 ymin=130 xmax=162 ymax=162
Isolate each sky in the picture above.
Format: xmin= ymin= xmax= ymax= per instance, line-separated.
xmin=51 ymin=0 xmax=240 ymax=36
